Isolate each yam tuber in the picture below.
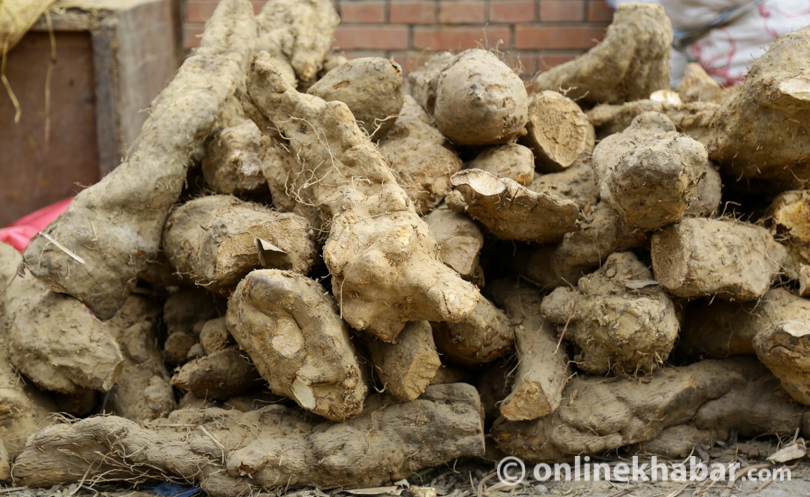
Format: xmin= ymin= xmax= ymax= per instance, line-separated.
xmin=423 ymin=205 xmax=484 ymax=284
xmin=171 ymin=347 xmax=263 ymax=401
xmin=432 ymin=295 xmax=514 ymax=366
xmin=202 ymin=120 xmax=268 ymax=196
xmin=366 ymin=321 xmax=441 ymax=401
xmin=468 ymin=144 xmax=534 ymax=186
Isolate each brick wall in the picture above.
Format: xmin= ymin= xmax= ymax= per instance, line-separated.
xmin=184 ymin=0 xmax=614 ymax=77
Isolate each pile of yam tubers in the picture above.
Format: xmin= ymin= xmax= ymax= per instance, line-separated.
xmin=5 ymin=0 xmax=810 ymax=493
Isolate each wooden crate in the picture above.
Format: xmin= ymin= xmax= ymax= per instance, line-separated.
xmin=0 ymin=0 xmax=180 ymax=226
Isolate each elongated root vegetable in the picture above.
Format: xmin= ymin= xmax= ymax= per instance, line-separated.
xmin=0 ymin=244 xmax=123 ymax=395
xmin=447 ymin=169 xmax=580 ymax=243
xmin=227 ymin=269 xmax=367 ymax=421
xmin=492 ymin=358 xmax=804 ymax=462
xmin=520 ymin=91 xmax=594 ymax=173
xmin=171 ymin=347 xmax=263 ymax=401
xmin=106 ymin=295 xmax=176 ymax=421
xmin=433 ymin=50 xmax=528 ymax=146
xmin=163 ymin=195 xmax=317 ymax=291
xmin=432 ymin=296 xmax=514 ymax=366
xmin=489 ymin=280 xmax=569 ymax=421
xmin=651 ymin=218 xmax=787 ymax=301
xmin=379 ymin=96 xmax=464 ymax=215
xmin=308 ymin=57 xmax=404 ymax=140
xmin=366 ymin=321 xmax=441 ymax=401
xmin=541 ymin=252 xmax=679 ymax=375
xmin=593 ymin=112 xmax=707 ymax=231
xmin=468 ymin=144 xmax=534 ymax=185
xmin=246 ymin=51 xmax=480 ymax=341
xmin=534 ymin=4 xmax=672 ymax=106
xmin=676 ymin=63 xmax=724 ymax=104
xmin=423 ymin=205 xmax=485 ymax=284
xmin=13 ymin=384 xmax=485 ymax=495
xmin=21 ymin=0 xmax=257 ymax=320
xmin=709 ymin=26 xmax=810 ymax=190
xmin=202 ymin=120 xmax=267 ymax=196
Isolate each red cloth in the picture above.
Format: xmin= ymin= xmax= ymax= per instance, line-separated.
xmin=0 ymin=197 xmax=73 ymax=252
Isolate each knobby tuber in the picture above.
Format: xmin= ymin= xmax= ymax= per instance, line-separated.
xmin=423 ymin=205 xmax=484 ymax=284
xmin=468 ymin=144 xmax=534 ymax=186
xmin=379 ymin=95 xmax=463 ymax=215
xmin=406 ymin=52 xmax=453 ymax=115
xmin=533 ymin=4 xmax=672 ymax=106
xmin=676 ymin=63 xmax=724 ymax=104
xmin=13 ymin=384 xmax=485 ymax=495
xmin=163 ymin=195 xmax=317 ymax=291
xmin=489 ymin=280 xmax=569 ymax=421
xmin=202 ymin=120 xmax=268 ymax=196
xmin=592 ymin=112 xmax=707 ymax=231
xmin=520 ymin=91 xmax=594 ymax=173
xmin=366 ymin=321 xmax=441 ymax=401
xmin=171 ymin=347 xmax=263 ymax=401
xmin=432 ymin=295 xmax=515 ymax=366
xmin=308 ymin=57 xmax=404 ymax=140
xmin=652 ymin=218 xmax=787 ymax=301
xmin=22 ymin=0 xmax=257 ymax=319
xmin=541 ymin=252 xmax=679 ymax=375
xmin=199 ymin=317 xmax=235 ymax=355
xmin=227 ymin=269 xmax=367 ymax=421
xmin=246 ymin=51 xmax=480 ymax=341
xmin=447 ymin=169 xmax=580 ymax=243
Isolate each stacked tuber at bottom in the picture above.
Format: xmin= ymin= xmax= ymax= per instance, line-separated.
xmin=5 ymin=0 xmax=810 ymax=493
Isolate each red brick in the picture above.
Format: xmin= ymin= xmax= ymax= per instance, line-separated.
xmin=390 ymin=51 xmax=434 ymax=73
xmin=186 ymin=1 xmax=217 ymax=23
xmin=489 ymin=1 xmax=536 ymax=23
xmin=344 ymin=49 xmax=389 ymax=59
xmin=340 ymin=2 xmax=386 ymax=23
xmin=251 ymin=1 xmax=264 ymax=14
xmin=588 ymin=0 xmax=614 ymax=22
xmin=334 ymin=25 xmax=410 ymax=50
xmin=537 ymin=53 xmax=579 ymax=71
xmin=389 ymin=2 xmax=435 ymax=24
xmin=539 ymin=0 xmax=585 ymax=22
xmin=413 ymin=26 xmax=511 ymax=51
xmin=437 ymin=1 xmax=486 ymax=24
xmin=500 ymin=53 xmax=536 ymax=77
xmin=515 ymin=25 xmax=605 ymax=50
xmin=184 ymin=24 xmax=205 ymax=49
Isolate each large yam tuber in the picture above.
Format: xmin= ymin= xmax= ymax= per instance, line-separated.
xmin=468 ymin=144 xmax=534 ymax=186
xmin=489 ymin=280 xmax=569 ymax=421
xmin=22 ymin=0 xmax=257 ymax=320
xmin=652 ymin=218 xmax=787 ymax=301
xmin=106 ymin=295 xmax=176 ymax=421
xmin=163 ymin=195 xmax=317 ymax=291
xmin=492 ymin=358 xmax=803 ymax=462
xmin=406 ymin=52 xmax=453 ymax=115
xmin=13 ymin=384 xmax=486 ymax=495
xmin=533 ymin=4 xmax=672 ymax=106
xmin=423 ymin=205 xmax=484 ymax=285
xmin=366 ymin=321 xmax=441 ymax=401
xmin=592 ymin=112 xmax=707 ymax=231
xmin=171 ymin=347 xmax=263 ymax=401
xmin=520 ymin=91 xmax=594 ymax=173
xmin=709 ymin=26 xmax=810 ymax=190
xmin=541 ymin=252 xmax=679 ymax=375
xmin=676 ymin=63 xmax=724 ymax=104
xmin=226 ymin=269 xmax=367 ymax=421
xmin=447 ymin=169 xmax=580 ymax=243
xmin=432 ymin=296 xmax=514 ymax=366
xmin=0 ymin=244 xmax=123 ymax=395
xmin=246 ymin=52 xmax=480 ymax=341
xmin=202 ymin=120 xmax=268 ymax=196
xmin=308 ymin=57 xmax=404 ymax=140
xmin=433 ymin=50 xmax=528 ymax=146
xmin=379 ymin=96 xmax=464 ymax=215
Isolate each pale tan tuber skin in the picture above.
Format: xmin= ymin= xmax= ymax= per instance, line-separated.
xmin=246 ymin=52 xmax=480 ymax=342
xmin=592 ymin=112 xmax=708 ymax=231
xmin=199 ymin=317 xmax=235 ymax=355
xmin=651 ymin=218 xmax=787 ymax=301
xmin=379 ymin=95 xmax=464 ymax=215
xmin=423 ymin=205 xmax=484 ymax=284
xmin=308 ymin=57 xmax=404 ymax=140
xmin=171 ymin=347 xmax=263 ymax=401
xmin=0 ymin=438 xmax=8 ymax=480
xmin=0 ymin=244 xmax=123 ymax=395
xmin=534 ymin=4 xmax=672 ymax=106
xmin=366 ymin=321 xmax=441 ymax=401
xmin=520 ymin=91 xmax=594 ymax=173
xmin=754 ymin=319 xmax=810 ymax=406
xmin=106 ymin=295 xmax=176 ymax=421
xmin=468 ymin=144 xmax=534 ymax=185
xmin=432 ymin=295 xmax=514 ymax=366
xmin=492 ymin=358 xmax=803 ymax=462
xmin=709 ymin=26 xmax=810 ymax=190
xmin=542 ymin=252 xmax=679 ymax=375
xmin=433 ymin=50 xmax=528 ymax=146
xmin=202 ymin=120 xmax=268 ymax=196
xmin=12 ymin=384 xmax=486 ymax=495
xmin=163 ymin=195 xmax=317 ymax=292
xmin=227 ymin=269 xmax=367 ymax=421
xmin=447 ymin=169 xmax=580 ymax=244
xmin=406 ymin=52 xmax=453 ymax=115
xmin=489 ymin=280 xmax=569 ymax=421
xmin=769 ymin=189 xmax=810 ymax=263
xmin=528 ymin=159 xmax=599 ymax=212
xmin=22 ymin=0 xmax=257 ymax=320
xmin=677 ymin=63 xmax=724 ymax=104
